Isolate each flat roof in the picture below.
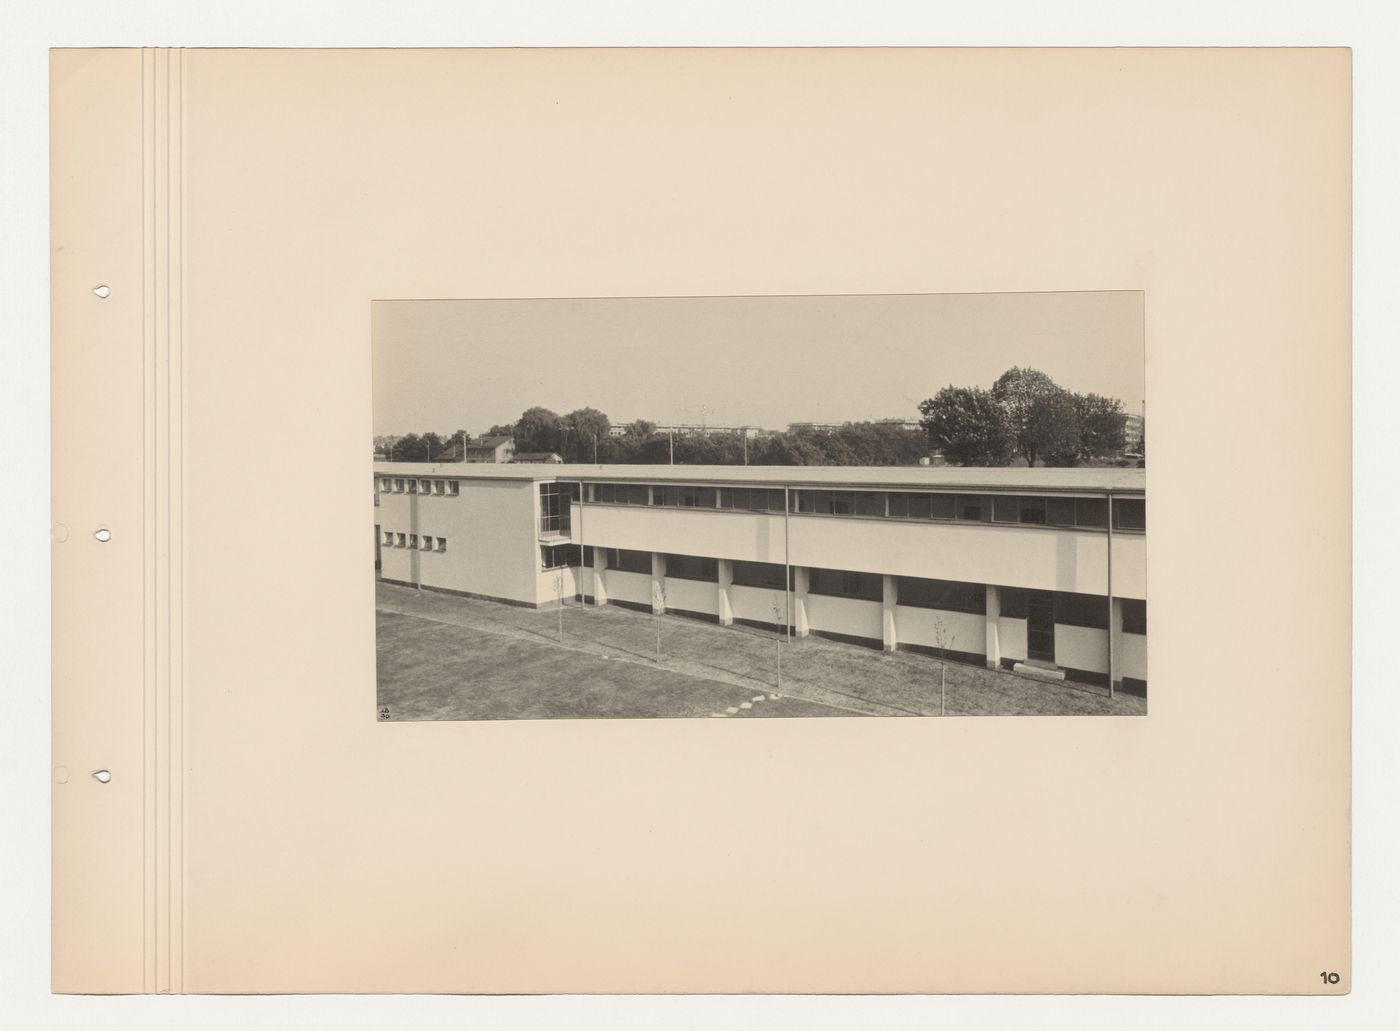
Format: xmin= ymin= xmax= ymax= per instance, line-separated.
xmin=374 ymin=462 xmax=1145 ymax=493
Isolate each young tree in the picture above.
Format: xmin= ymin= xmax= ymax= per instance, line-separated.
xmin=652 ymin=581 xmax=667 ymax=663
xmin=770 ymin=593 xmax=786 ymax=697
xmin=918 ymin=386 xmax=1013 ymax=466
xmin=553 ymin=569 xmax=565 ymax=643
xmin=930 ymin=613 xmax=950 ymax=716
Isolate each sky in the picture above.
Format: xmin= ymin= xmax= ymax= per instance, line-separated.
xmin=372 ymin=291 xmax=1144 ymax=437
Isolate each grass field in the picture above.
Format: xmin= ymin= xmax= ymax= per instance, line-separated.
xmin=376 ymin=582 xmax=1147 ymax=721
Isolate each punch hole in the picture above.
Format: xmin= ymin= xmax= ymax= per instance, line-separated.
xmin=94 ymin=528 xmax=112 ymax=542
xmin=92 ymin=285 xmax=111 ymax=298
xmin=92 ymin=770 xmax=112 ymax=783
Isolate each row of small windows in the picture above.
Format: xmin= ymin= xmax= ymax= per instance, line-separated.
xmin=381 ymin=530 xmax=448 ymax=552
xmin=379 ymin=477 xmax=460 ymax=496
xmin=583 ymin=481 xmax=1145 ymax=531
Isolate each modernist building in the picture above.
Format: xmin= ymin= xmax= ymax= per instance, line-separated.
xmin=374 ymin=463 xmax=1147 ymax=696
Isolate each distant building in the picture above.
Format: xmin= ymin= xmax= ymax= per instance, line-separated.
xmin=512 ymin=452 xmax=564 ymax=464
xmin=653 ymin=424 xmax=763 ymax=439
xmin=1122 ymin=414 xmax=1144 ymax=454
xmin=787 ymin=422 xmax=846 ymax=434
xmin=462 ymin=435 xmax=515 ymax=463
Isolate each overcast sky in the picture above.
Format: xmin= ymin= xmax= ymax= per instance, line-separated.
xmin=372 ymin=291 xmax=1144 ymax=437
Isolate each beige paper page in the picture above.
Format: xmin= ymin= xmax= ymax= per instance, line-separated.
xmin=52 ymin=47 xmax=1350 ymax=994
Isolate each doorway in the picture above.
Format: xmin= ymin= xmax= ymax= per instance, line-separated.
xmin=1026 ymin=590 xmax=1055 ymax=663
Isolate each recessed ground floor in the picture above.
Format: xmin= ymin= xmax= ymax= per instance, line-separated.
xmin=375 ymin=582 xmax=1147 ymax=720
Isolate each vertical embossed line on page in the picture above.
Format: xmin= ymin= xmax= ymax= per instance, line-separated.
xmin=170 ymin=44 xmax=186 ymax=996
xmin=142 ymin=46 xmax=185 ymax=996
xmin=140 ymin=45 xmax=156 ymax=996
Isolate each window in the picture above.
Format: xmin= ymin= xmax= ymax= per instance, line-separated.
xmin=808 ymin=567 xmax=882 ymax=601
xmin=447 ymin=481 xmax=459 ymax=496
xmin=929 ymin=494 xmax=957 ymax=520
xmin=1122 ymin=598 xmax=1147 ymax=635
xmin=434 ymin=479 xmax=445 ymax=494
xmin=408 ymin=534 xmax=418 ymax=549
xmin=652 ymin=485 xmax=679 ymax=507
xmin=854 ymin=492 xmax=885 ymax=517
xmin=956 ymin=495 xmax=985 ymax=521
xmin=1018 ymin=497 xmax=1046 ymax=525
xmin=1113 ymin=498 xmax=1146 ymax=531
xmin=380 ymin=477 xmax=393 ymax=492
xmin=606 ymin=548 xmax=652 ymax=574
xmin=394 ymin=478 xmax=405 ymax=492
xmin=436 ymin=537 xmax=447 ymax=552
xmin=382 ymin=530 xmax=393 ymax=545
xmin=732 ymin=560 xmax=789 ymax=590
xmin=719 ymin=487 xmax=783 ymax=512
xmin=1054 ymin=592 xmax=1110 ymax=630
xmin=992 ymin=495 xmax=1020 ymax=523
xmin=664 ymin=553 xmax=718 ymax=582
xmin=539 ymin=482 xmax=572 ymax=534
xmin=999 ymin=587 xmax=1029 ymax=618
xmin=1046 ymin=497 xmax=1077 ymax=526
xmin=678 ymin=485 xmax=717 ymax=508
xmin=540 ymin=543 xmax=581 ymax=570
xmin=395 ymin=533 xmax=406 ymax=547
xmin=896 ymin=576 xmax=984 ymax=614
xmin=420 ymin=479 xmax=432 ymax=494
xmin=1074 ymin=497 xmax=1108 ymax=529
xmin=888 ymin=492 xmax=931 ymax=519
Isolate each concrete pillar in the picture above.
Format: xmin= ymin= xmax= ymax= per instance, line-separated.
xmin=881 ymin=574 xmax=898 ymax=652
xmin=651 ymin=552 xmax=667 ymax=614
xmin=984 ymin=584 xmax=1001 ymax=670
xmin=792 ymin=566 xmax=810 ymax=638
xmin=592 ymin=546 xmax=609 ymax=607
xmin=717 ymin=558 xmax=734 ymax=626
xmin=1109 ymin=595 xmax=1124 ymax=692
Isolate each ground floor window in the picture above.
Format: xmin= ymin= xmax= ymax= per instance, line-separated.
xmin=731 ymin=560 xmax=789 ymax=590
xmin=896 ymin=576 xmax=984 ymax=614
xmin=808 ymin=567 xmax=882 ymax=601
xmin=540 ymin=543 xmax=581 ymax=570
xmin=1122 ymin=598 xmax=1147 ymax=634
xmin=664 ymin=553 xmax=719 ymax=582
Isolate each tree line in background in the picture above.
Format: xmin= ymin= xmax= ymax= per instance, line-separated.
xmin=377 ymin=367 xmax=1138 ymax=467
xmin=919 ymin=367 xmax=1132 ymax=467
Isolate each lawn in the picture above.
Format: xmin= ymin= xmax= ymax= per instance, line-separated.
xmin=376 ymin=582 xmax=1147 ymax=721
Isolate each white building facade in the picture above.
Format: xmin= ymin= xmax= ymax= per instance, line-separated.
xmin=374 ymin=463 xmax=1147 ymax=696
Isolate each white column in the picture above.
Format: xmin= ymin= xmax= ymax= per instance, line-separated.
xmin=651 ymin=552 xmax=667 ymax=614
xmin=984 ymin=584 xmax=1001 ymax=670
xmin=882 ymin=574 xmax=897 ymax=652
xmin=592 ymin=546 xmax=609 ymax=607
xmin=717 ymin=558 xmax=734 ymax=626
xmin=1109 ymin=596 xmax=1124 ymax=692
xmin=793 ymin=566 xmax=810 ymax=638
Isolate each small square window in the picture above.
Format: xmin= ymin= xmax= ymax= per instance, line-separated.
xmin=409 ymin=534 xmax=418 ymax=548
xmin=383 ymin=530 xmax=393 ymax=545
xmin=394 ymin=478 xmax=405 ymax=492
xmin=448 ymin=482 xmax=459 ymax=496
xmin=395 ymin=533 xmax=406 ymax=547
xmin=436 ymin=537 xmax=447 ymax=552
xmin=434 ymin=479 xmax=445 ymax=494
xmin=420 ymin=536 xmax=433 ymax=551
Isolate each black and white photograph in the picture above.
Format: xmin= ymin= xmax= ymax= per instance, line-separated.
xmin=373 ymin=291 xmax=1147 ymax=721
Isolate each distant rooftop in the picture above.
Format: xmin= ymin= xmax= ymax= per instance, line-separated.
xmin=374 ymin=462 xmax=1145 ymax=493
